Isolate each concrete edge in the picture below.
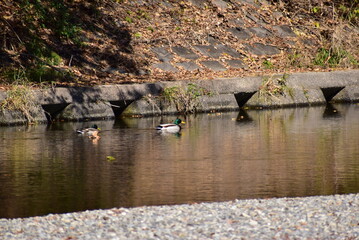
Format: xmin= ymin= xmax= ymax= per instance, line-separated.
xmin=0 ymin=70 xmax=358 ymax=125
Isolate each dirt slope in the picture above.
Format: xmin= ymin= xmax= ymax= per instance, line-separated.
xmin=0 ymin=0 xmax=358 ymax=88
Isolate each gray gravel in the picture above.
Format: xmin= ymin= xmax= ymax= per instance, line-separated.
xmin=1 ymin=194 xmax=358 ymax=240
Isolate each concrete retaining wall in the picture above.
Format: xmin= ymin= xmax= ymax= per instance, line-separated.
xmin=0 ymin=70 xmax=358 ymax=125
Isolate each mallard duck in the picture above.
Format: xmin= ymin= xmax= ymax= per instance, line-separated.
xmin=76 ymin=124 xmax=100 ymax=138
xmin=156 ymin=119 xmax=185 ymax=133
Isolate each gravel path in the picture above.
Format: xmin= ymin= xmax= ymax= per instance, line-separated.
xmin=1 ymin=194 xmax=358 ymax=240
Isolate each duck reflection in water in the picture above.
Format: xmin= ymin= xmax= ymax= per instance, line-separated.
xmin=322 ymin=104 xmax=341 ymax=119
xmin=236 ymin=109 xmax=253 ymax=124
xmin=76 ymin=124 xmax=101 ymax=141
xmin=157 ymin=131 xmax=182 ymax=138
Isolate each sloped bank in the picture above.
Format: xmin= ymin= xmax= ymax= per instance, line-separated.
xmin=0 ymin=70 xmax=358 ymax=125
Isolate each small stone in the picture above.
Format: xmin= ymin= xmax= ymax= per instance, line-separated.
xmin=247 ymin=27 xmax=272 ymax=38
xmin=175 ymin=62 xmax=201 ymax=71
xmin=188 ymin=0 xmax=208 ymax=8
xmin=216 ymin=44 xmax=243 ymax=58
xmin=226 ymin=59 xmax=246 ymax=69
xmin=245 ymin=42 xmax=280 ymax=55
xmin=193 ymin=45 xmax=222 ymax=58
xmin=246 ymin=13 xmax=261 ymax=23
xmin=172 ymin=46 xmax=199 ymax=60
xmin=151 ymin=47 xmax=174 ymax=62
xmin=228 ymin=18 xmax=246 ymax=27
xmin=273 ymin=25 xmax=297 ymax=38
xmin=228 ymin=27 xmax=251 ymax=40
xmin=200 ymin=61 xmax=227 ymax=71
xmin=210 ymin=0 xmax=229 ymax=10
xmin=152 ymin=62 xmax=178 ymax=72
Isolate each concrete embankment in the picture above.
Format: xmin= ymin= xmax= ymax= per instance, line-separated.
xmin=0 ymin=70 xmax=358 ymax=125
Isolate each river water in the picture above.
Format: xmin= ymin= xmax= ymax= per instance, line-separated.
xmin=0 ymin=104 xmax=358 ymax=218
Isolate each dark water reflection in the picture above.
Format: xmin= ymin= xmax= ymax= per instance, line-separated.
xmin=0 ymin=104 xmax=359 ymax=218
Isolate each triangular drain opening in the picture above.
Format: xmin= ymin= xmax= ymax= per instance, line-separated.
xmin=320 ymin=87 xmax=345 ymax=102
xmin=234 ymin=91 xmax=257 ymax=107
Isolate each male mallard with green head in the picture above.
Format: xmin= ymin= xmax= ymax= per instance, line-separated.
xmin=156 ymin=119 xmax=185 ymax=133
xmin=76 ymin=124 xmax=100 ymax=139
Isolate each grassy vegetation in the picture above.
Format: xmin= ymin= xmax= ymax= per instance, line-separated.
xmin=313 ymin=47 xmax=358 ymax=67
xmin=262 ymin=59 xmax=274 ymax=69
xmin=259 ymin=74 xmax=294 ymax=101
xmin=0 ymin=80 xmax=38 ymax=123
xmin=337 ymin=0 xmax=359 ymax=25
xmin=19 ymin=0 xmax=82 ymax=43
xmin=276 ymin=0 xmax=359 ymax=69
xmin=162 ymin=83 xmax=212 ymax=114
xmin=1 ymin=0 xmax=81 ymax=85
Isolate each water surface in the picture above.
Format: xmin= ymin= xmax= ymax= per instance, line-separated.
xmin=0 ymin=104 xmax=358 ymax=218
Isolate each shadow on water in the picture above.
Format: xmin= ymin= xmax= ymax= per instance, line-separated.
xmin=322 ymin=103 xmax=342 ymax=119
xmin=0 ymin=104 xmax=359 ymax=218
xmin=235 ymin=109 xmax=254 ymax=124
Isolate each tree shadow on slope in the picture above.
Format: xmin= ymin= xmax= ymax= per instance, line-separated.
xmin=0 ymin=0 xmax=144 ymax=86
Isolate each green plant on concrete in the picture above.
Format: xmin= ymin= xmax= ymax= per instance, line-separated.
xmin=302 ymin=87 xmax=309 ymax=101
xmin=259 ymin=74 xmax=294 ymax=101
xmin=162 ymin=83 xmax=212 ymax=114
xmin=0 ymin=80 xmax=38 ymax=123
